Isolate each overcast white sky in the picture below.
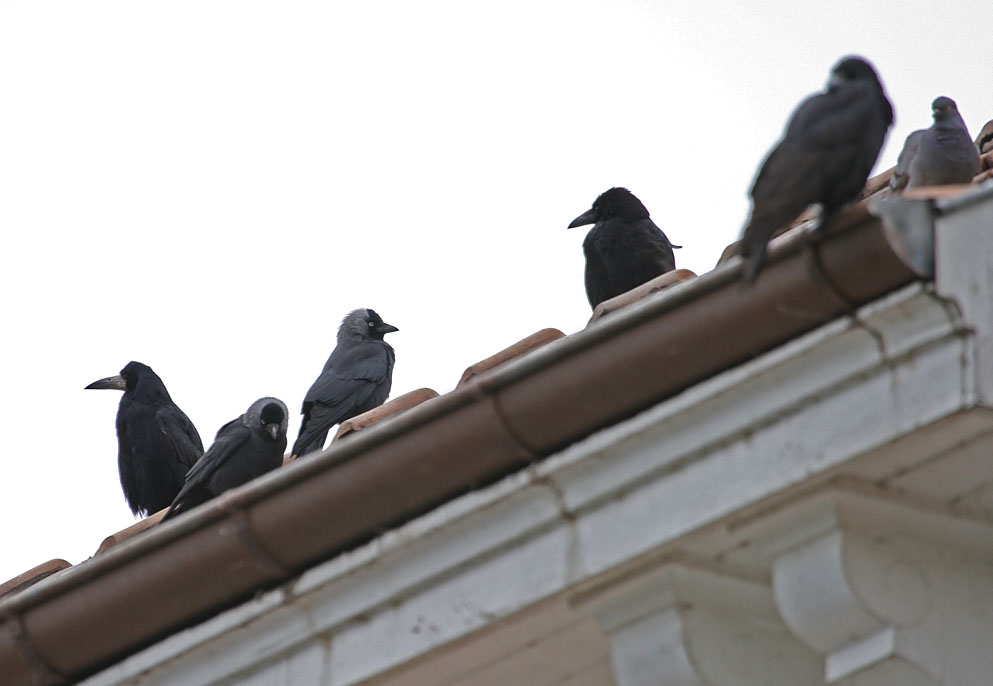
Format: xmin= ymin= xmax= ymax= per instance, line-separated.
xmin=0 ymin=0 xmax=989 ymax=583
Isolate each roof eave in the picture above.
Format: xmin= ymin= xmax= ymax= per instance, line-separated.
xmin=0 ymin=195 xmax=935 ymax=685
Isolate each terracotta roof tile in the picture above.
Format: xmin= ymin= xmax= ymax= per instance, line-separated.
xmin=860 ymin=167 xmax=895 ymax=199
xmin=901 ymin=184 xmax=980 ymax=200
xmin=456 ymin=329 xmax=565 ymax=387
xmin=588 ymin=269 xmax=697 ymax=323
xmin=333 ymin=388 xmax=440 ymax=441
xmin=95 ymin=510 xmax=167 ymax=555
xmin=0 ymin=559 xmax=71 ymax=599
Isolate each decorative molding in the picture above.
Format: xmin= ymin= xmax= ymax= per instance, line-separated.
xmin=584 ymin=563 xmax=822 ymax=686
xmin=752 ymin=489 xmax=993 ymax=685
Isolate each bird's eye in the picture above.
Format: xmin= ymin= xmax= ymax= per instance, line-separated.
xmin=368 ymin=321 xmax=375 ymax=327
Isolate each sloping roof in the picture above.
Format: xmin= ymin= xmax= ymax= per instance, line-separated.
xmin=2 ymin=167 xmax=990 ymax=685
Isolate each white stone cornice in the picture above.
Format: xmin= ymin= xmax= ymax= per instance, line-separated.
xmin=748 ymin=487 xmax=993 ymax=685
xmin=580 ymin=563 xmax=822 ymax=686
xmin=934 ymin=187 xmax=993 ymax=407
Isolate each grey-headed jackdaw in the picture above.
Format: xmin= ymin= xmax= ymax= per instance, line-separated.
xmin=568 ymin=187 xmax=678 ymax=310
xmin=292 ymin=309 xmax=397 ymax=457
xmin=86 ymin=361 xmax=204 ymax=516
xmin=740 ymin=56 xmax=893 ymax=283
xmin=890 ymin=96 xmax=980 ymax=191
xmin=163 ymin=397 xmax=288 ymax=520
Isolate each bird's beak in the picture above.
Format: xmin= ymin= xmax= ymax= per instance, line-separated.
xmin=568 ymin=208 xmax=596 ymax=229
xmin=375 ymin=322 xmax=399 ymax=334
xmin=85 ymin=374 xmax=127 ymax=391
xmin=267 ymin=424 xmax=280 ymax=440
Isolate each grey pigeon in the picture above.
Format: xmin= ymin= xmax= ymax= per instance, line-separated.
xmin=86 ymin=361 xmax=204 ymax=516
xmin=292 ymin=309 xmax=398 ymax=457
xmin=740 ymin=56 xmax=893 ymax=283
xmin=163 ymin=397 xmax=288 ymax=520
xmin=568 ymin=187 xmax=678 ymax=310
xmin=890 ymin=96 xmax=980 ymax=191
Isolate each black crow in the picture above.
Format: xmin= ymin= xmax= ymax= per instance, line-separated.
xmin=568 ymin=187 xmax=678 ymax=310
xmin=740 ymin=56 xmax=893 ymax=283
xmin=890 ymin=96 xmax=980 ymax=191
xmin=163 ymin=397 xmax=288 ymax=520
xmin=86 ymin=361 xmax=204 ymax=516
xmin=292 ymin=309 xmax=398 ymax=457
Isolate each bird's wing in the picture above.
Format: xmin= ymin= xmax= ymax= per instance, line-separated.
xmin=743 ymin=88 xmax=876 ymax=257
xmin=891 ymin=130 xmax=923 ymax=191
xmin=154 ymin=406 xmax=205 ymax=472
xmin=786 ymin=85 xmax=878 ymax=148
xmin=629 ymin=219 xmax=677 ymax=273
xmin=297 ymin=344 xmax=392 ymax=444
xmin=304 ymin=343 xmax=392 ymax=405
xmin=582 ymin=229 xmax=618 ymax=309
xmin=165 ymin=418 xmax=249 ymax=517
xmin=743 ymin=136 xmax=824 ymax=241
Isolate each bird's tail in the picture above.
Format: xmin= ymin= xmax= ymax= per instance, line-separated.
xmin=738 ymin=200 xmax=809 ymax=286
xmin=742 ymin=247 xmax=767 ymax=285
xmin=161 ymin=502 xmax=181 ymax=521
xmin=292 ymin=431 xmax=329 ymax=459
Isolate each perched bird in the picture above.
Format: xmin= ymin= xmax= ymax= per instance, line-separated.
xmin=86 ymin=361 xmax=204 ymax=516
xmin=568 ymin=187 xmax=678 ymax=310
xmin=292 ymin=309 xmax=398 ymax=457
xmin=163 ymin=397 xmax=288 ymax=520
xmin=740 ymin=56 xmax=893 ymax=283
xmin=890 ymin=96 xmax=980 ymax=191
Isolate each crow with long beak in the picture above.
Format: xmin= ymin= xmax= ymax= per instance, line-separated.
xmin=86 ymin=361 xmax=203 ymax=516
xmin=568 ymin=187 xmax=678 ymax=310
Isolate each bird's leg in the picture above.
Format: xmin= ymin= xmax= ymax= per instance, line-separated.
xmin=800 ymin=207 xmax=860 ymax=309
xmin=811 ymin=204 xmax=833 ymax=236
xmin=800 ymin=207 xmax=834 ymax=286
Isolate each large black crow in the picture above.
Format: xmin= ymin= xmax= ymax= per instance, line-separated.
xmin=568 ymin=187 xmax=678 ymax=309
xmin=293 ymin=309 xmax=397 ymax=457
xmin=86 ymin=361 xmax=203 ymax=516
xmin=740 ymin=56 xmax=893 ymax=283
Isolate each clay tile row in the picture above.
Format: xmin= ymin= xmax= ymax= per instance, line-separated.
xmin=589 ymin=269 xmax=697 ymax=323
xmin=95 ymin=510 xmax=168 ymax=555
xmin=0 ymin=559 xmax=71 ymax=599
xmin=457 ymin=328 xmax=565 ymax=388
xmin=332 ymin=388 xmax=440 ymax=441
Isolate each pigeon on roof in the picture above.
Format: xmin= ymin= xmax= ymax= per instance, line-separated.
xmin=739 ymin=56 xmax=893 ymax=284
xmin=292 ymin=309 xmax=397 ymax=457
xmin=890 ymin=97 xmax=981 ymax=192
xmin=86 ymin=361 xmax=203 ymax=516
xmin=568 ymin=187 xmax=678 ymax=310
xmin=163 ymin=397 xmax=288 ymax=520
